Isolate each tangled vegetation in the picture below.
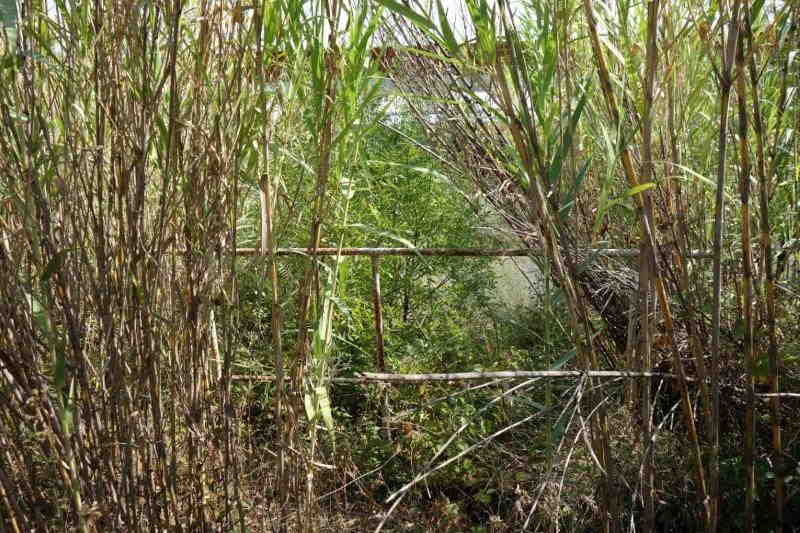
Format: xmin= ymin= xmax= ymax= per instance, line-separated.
xmin=0 ymin=0 xmax=799 ymax=531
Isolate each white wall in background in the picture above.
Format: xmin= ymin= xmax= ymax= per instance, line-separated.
xmin=491 ymin=256 xmax=542 ymax=309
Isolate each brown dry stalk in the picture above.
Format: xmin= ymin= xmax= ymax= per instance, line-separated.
xmin=709 ymin=3 xmax=741 ymax=529
xmin=639 ymin=1 xmax=659 ymax=527
xmin=0 ymin=0 xmax=249 ymax=528
xmin=581 ymin=0 xmax=710 ymax=526
xmin=662 ymin=2 xmax=714 ymax=465
xmin=734 ymin=15 xmax=756 ymax=532
xmin=254 ymin=0 xmax=289 ymax=510
xmin=744 ymin=6 xmax=785 ymax=530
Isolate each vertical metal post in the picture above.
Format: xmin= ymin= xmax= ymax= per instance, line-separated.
xmin=371 ymin=256 xmax=386 ymax=372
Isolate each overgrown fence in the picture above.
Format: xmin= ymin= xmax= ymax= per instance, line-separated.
xmin=231 ymin=246 xmax=713 ymax=385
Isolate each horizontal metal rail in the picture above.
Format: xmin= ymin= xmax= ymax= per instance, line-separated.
xmin=231 ymin=370 xmax=678 ymax=384
xmin=235 ymin=247 xmax=714 ymax=258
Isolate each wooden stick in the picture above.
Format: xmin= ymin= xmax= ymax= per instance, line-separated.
xmin=233 ymin=247 xmax=713 ymax=258
xmin=231 ymin=370 xmax=677 ymax=384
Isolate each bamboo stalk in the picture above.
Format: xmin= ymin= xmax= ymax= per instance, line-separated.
xmin=581 ymin=1 xmax=711 ymax=525
xmin=254 ymin=0 xmax=290 ymax=515
xmin=640 ymin=3 xmax=659 ymax=527
xmin=734 ymin=16 xmax=756 ymax=531
xmin=745 ymin=8 xmax=784 ymax=528
xmin=709 ymin=5 xmax=741 ymax=529
xmin=296 ymin=4 xmax=347 ymax=529
xmin=663 ymin=4 xmax=716 ymax=472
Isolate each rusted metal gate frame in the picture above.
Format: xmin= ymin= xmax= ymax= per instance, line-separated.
xmin=235 ymin=246 xmax=712 ymax=384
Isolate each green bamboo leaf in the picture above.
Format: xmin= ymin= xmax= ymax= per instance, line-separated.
xmin=348 ymin=223 xmax=417 ymax=250
xmin=435 ymin=0 xmax=459 ymax=57
xmin=374 ymin=0 xmax=436 ymax=33
xmin=547 ymin=80 xmax=591 ymax=184
xmin=550 ymin=409 xmax=568 ymax=444
xmin=626 ymin=182 xmax=656 ymax=197
xmin=60 ymin=404 xmax=73 ymax=434
xmin=559 ymin=160 xmax=590 ymax=220
xmin=313 ymin=292 xmax=333 ymax=360
xmin=466 ymin=0 xmax=496 ymax=60
xmin=549 ymin=348 xmax=577 ymax=370
xmin=380 ymin=231 xmax=415 ymax=250
xmin=668 ymin=163 xmax=734 ymax=202
xmin=593 ymin=198 xmax=631 ymax=231
xmin=599 ymin=34 xmax=625 ymax=66
xmin=535 ymin=48 xmax=557 ymax=125
xmin=315 ymin=384 xmax=334 ymax=431
xmin=61 ymin=377 xmax=75 ymax=434
xmin=367 ymin=160 xmax=451 ymax=183
xmin=304 ymin=392 xmax=316 ymax=421
xmin=749 ymin=0 xmax=765 ymax=23
xmin=28 ymin=293 xmax=53 ymax=340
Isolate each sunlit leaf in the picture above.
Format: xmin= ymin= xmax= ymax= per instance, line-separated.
xmin=626 ymin=182 xmax=656 ymax=197
xmin=315 ymin=385 xmax=334 ymax=431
